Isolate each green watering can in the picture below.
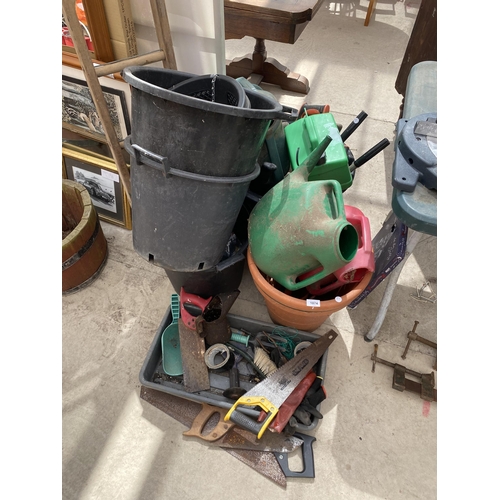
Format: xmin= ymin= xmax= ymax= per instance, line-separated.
xmin=248 ymin=136 xmax=359 ymax=291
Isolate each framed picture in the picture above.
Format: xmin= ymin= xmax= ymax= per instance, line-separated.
xmin=62 ymin=58 xmax=132 ymax=143
xmin=62 ymin=0 xmax=114 ymax=62
xmin=62 ymin=144 xmax=132 ymax=229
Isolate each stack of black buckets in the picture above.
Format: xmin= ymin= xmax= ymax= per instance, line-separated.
xmin=122 ymin=67 xmax=295 ymax=297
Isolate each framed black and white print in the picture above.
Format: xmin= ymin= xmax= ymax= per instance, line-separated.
xmin=62 ymin=73 xmax=131 ymax=142
xmin=62 ymin=144 xmax=132 ymax=229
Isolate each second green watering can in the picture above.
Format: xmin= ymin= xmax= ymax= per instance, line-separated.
xmin=248 ymin=136 xmax=359 ymax=291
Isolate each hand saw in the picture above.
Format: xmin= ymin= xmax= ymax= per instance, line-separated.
xmin=225 ymin=330 xmax=337 ymax=438
xmin=140 ymin=386 xmax=287 ymax=487
xmin=183 ymin=403 xmax=304 ymax=452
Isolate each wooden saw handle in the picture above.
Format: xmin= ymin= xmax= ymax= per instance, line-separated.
xmin=183 ymin=403 xmax=235 ymax=442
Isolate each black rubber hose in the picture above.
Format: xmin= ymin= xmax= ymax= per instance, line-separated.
xmin=226 ymin=343 xmax=267 ymax=380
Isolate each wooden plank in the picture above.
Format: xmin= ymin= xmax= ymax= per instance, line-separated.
xmin=101 ymin=0 xmax=138 ymax=59
xmin=94 ymin=50 xmax=167 ymax=77
xmin=82 ymin=0 xmax=115 ymax=62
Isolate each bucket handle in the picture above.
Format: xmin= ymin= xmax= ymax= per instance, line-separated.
xmin=125 ymin=137 xmax=260 ymax=184
xmin=275 ymin=104 xmax=299 ymax=122
xmin=215 ymin=241 xmax=248 ymax=272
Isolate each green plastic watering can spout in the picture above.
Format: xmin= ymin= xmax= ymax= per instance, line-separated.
xmin=298 ymin=135 xmax=333 ymax=178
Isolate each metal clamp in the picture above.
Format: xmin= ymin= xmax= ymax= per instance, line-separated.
xmin=401 ymin=320 xmax=437 ymax=370
xmin=371 ymin=344 xmax=437 ymax=402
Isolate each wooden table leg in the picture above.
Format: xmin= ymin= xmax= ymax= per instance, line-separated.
xmin=226 ymin=38 xmax=310 ymax=94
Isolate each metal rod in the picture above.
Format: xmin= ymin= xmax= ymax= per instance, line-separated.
xmin=401 ymin=321 xmax=419 ymax=359
xmin=372 ymin=344 xmax=378 ymax=372
xmin=413 ymin=334 xmax=437 ymax=350
xmin=370 ymin=353 xmax=425 ymax=380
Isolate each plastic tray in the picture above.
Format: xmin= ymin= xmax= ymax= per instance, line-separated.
xmin=139 ymin=309 xmax=330 ymax=431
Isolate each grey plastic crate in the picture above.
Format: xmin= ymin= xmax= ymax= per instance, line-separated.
xmin=139 ymin=309 xmax=330 ymax=432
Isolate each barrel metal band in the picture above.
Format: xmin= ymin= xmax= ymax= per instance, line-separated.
xmin=62 ymin=221 xmax=101 ymax=270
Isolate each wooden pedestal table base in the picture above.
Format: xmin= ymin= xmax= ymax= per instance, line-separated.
xmin=226 ymin=38 xmax=310 ymax=94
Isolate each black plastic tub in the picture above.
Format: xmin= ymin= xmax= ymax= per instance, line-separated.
xmin=122 ymin=66 xmax=297 ymax=271
xmin=164 ymin=194 xmax=255 ymax=297
xmin=125 ymin=134 xmax=259 ymax=271
xmin=122 ymin=66 xmax=296 ymax=178
xmin=165 ymin=239 xmax=248 ymax=297
xmin=139 ymin=311 xmax=330 ymax=432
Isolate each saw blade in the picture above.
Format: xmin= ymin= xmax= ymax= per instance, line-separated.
xmin=201 ymin=425 xmax=303 ymax=452
xmin=225 ymin=330 xmax=337 ymax=438
xmin=242 ymin=330 xmax=337 ymax=408
xmin=140 ymin=386 xmax=287 ymax=487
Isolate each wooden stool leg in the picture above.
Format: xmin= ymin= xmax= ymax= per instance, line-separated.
xmin=364 ymin=0 xmax=378 ymax=26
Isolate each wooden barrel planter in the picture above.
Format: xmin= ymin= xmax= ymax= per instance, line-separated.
xmin=63 ymin=180 xmax=108 ymax=294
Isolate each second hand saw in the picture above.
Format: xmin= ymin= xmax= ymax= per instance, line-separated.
xmin=225 ymin=329 xmax=338 ymax=438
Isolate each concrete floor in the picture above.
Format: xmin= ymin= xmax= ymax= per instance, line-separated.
xmin=62 ymin=1 xmax=438 ymax=499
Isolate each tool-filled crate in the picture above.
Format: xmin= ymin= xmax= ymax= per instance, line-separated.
xmin=140 ymin=304 xmax=331 ymax=433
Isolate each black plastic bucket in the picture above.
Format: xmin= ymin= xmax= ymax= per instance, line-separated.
xmin=164 ymin=195 xmax=254 ymax=297
xmin=122 ymin=66 xmax=296 ymax=177
xmin=165 ymin=238 xmax=248 ymax=298
xmin=125 ymin=136 xmax=259 ymax=272
xmin=122 ymin=67 xmax=296 ymax=272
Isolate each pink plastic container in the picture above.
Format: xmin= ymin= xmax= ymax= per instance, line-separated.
xmin=62 ymin=28 xmax=73 ymax=47
xmin=298 ymin=205 xmax=375 ymax=296
xmin=61 ymin=27 xmax=93 ymax=51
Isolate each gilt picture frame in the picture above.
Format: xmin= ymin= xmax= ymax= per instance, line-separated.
xmin=62 ymin=144 xmax=132 ymax=229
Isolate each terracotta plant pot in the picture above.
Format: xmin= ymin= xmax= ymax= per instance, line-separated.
xmin=247 ymin=247 xmax=373 ymax=332
xmin=63 ymin=180 xmax=108 ymax=294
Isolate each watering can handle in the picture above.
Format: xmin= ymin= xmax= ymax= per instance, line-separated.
xmin=356 ymin=212 xmax=371 ymax=249
xmin=307 ymin=274 xmax=344 ymax=295
xmin=282 ymin=264 xmax=338 ymax=292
